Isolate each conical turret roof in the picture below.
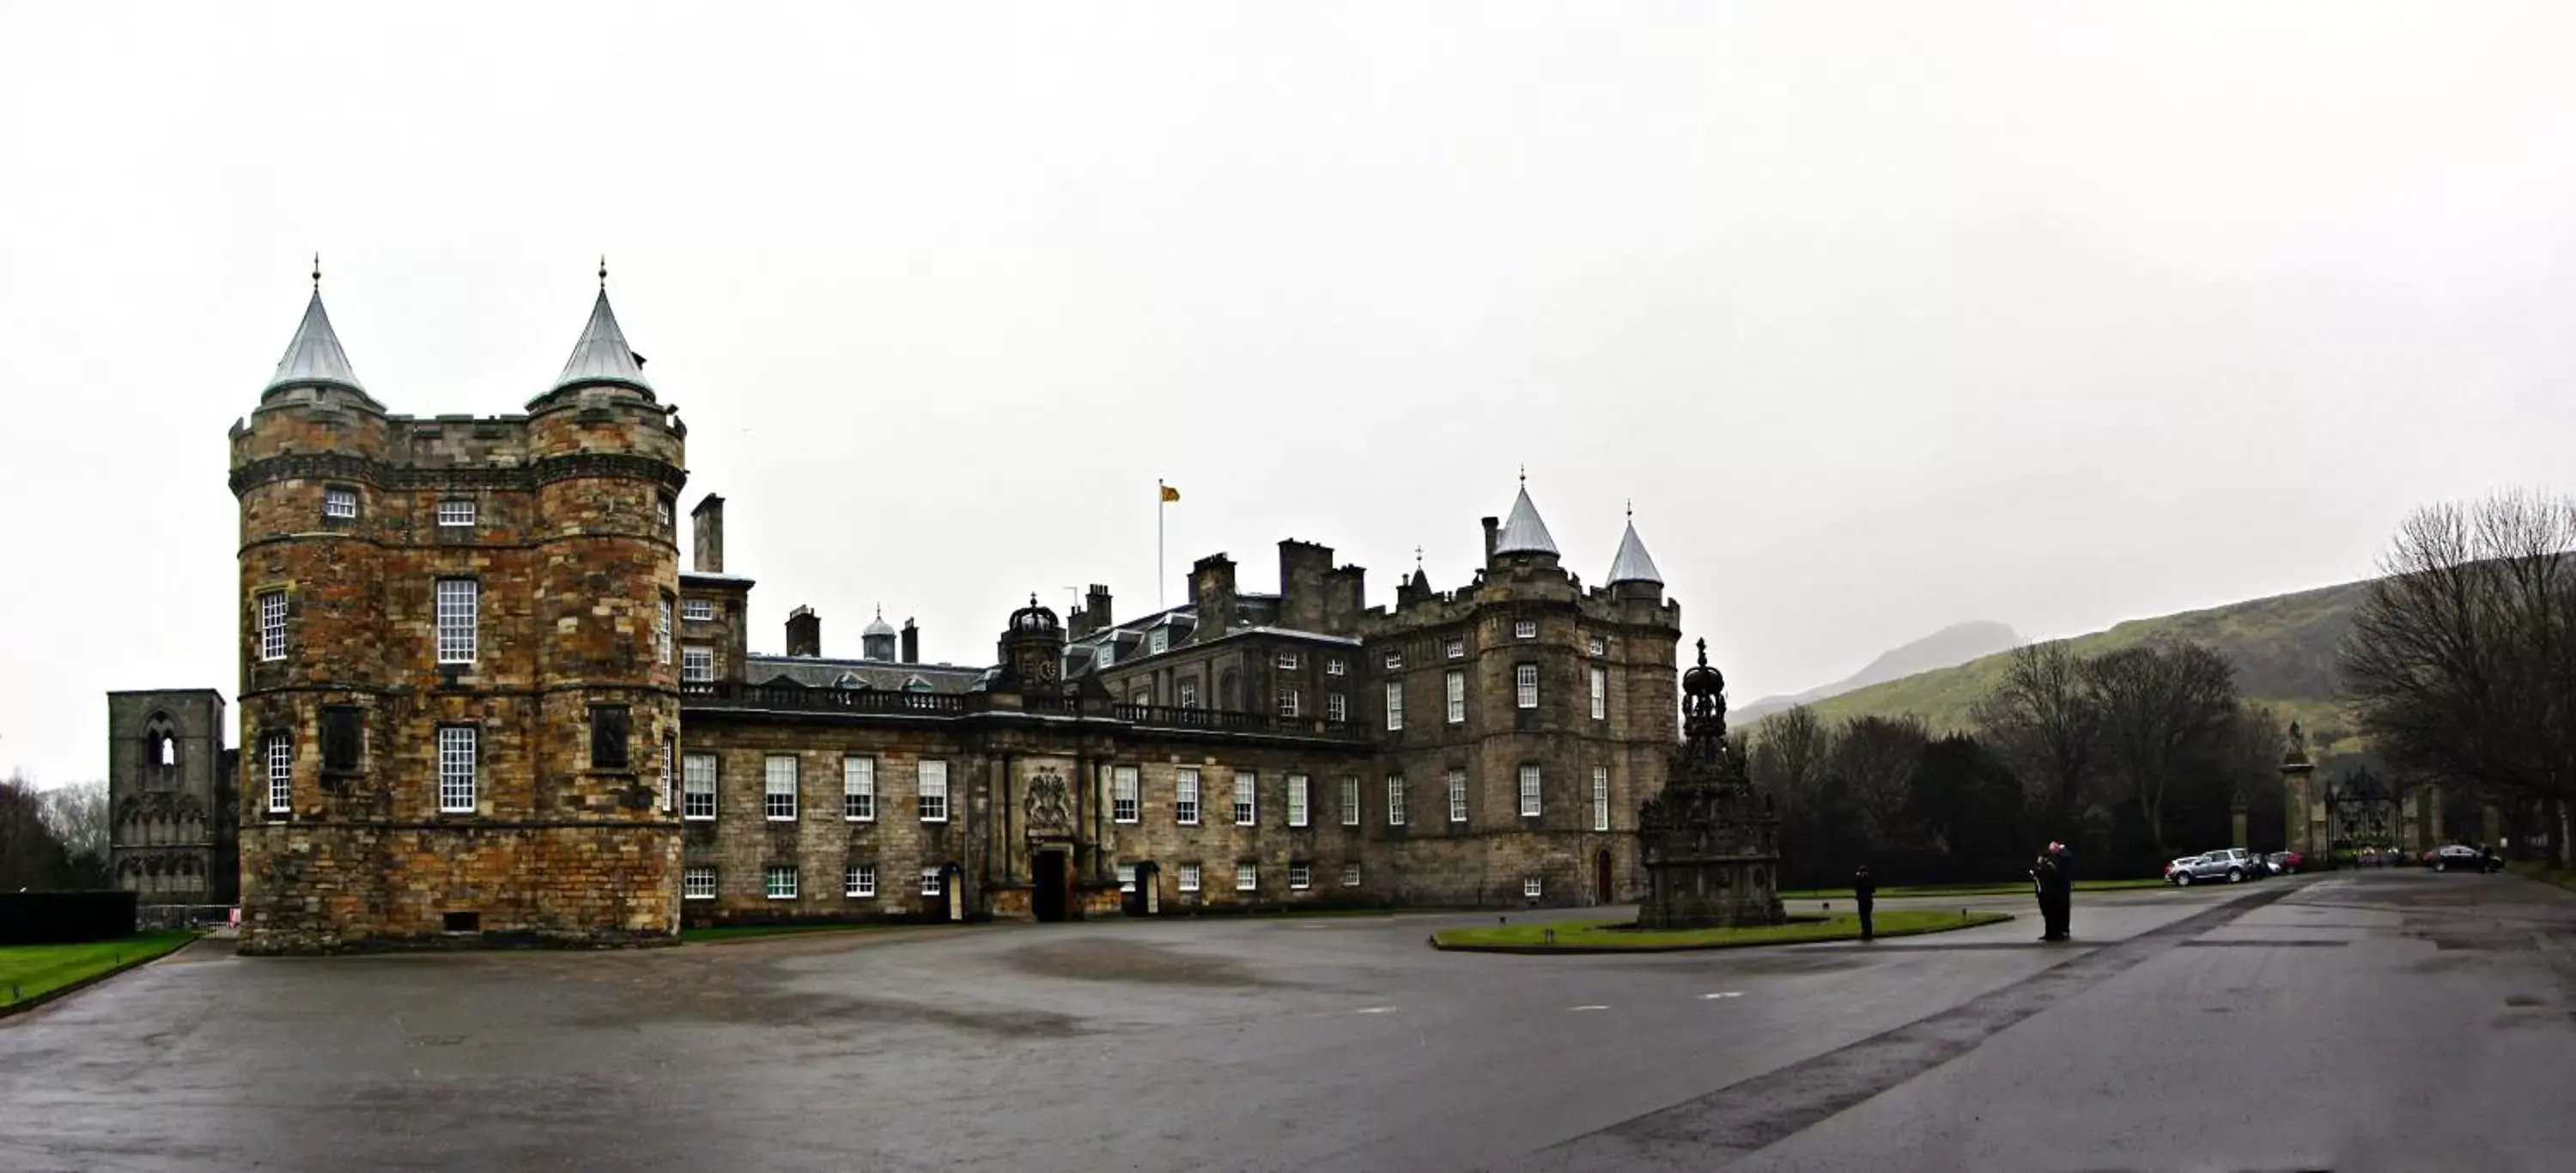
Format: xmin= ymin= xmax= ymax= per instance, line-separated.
xmin=1607 ymin=519 xmax=1664 ymax=586
xmin=266 ymin=289 xmax=368 ymax=395
xmin=551 ymin=288 xmax=653 ymax=396
xmin=1493 ymin=485 xmax=1559 ymax=556
xmin=864 ymin=606 xmax=897 ymax=637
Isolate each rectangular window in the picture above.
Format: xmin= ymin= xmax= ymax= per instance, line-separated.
xmin=1516 ymin=663 xmax=1539 ymax=709
xmin=437 ymin=726 xmax=477 ymax=812
xmin=1232 ymin=772 xmax=1257 ymax=826
xmin=1326 ymin=658 xmax=1346 ymax=677
xmin=1178 ymin=862 xmax=1202 ymax=892
xmin=843 ymin=756 xmax=876 ymax=821
xmin=1387 ymin=776 xmax=1407 ymax=826
xmin=320 ymin=705 xmax=361 ymax=774
xmin=1590 ymin=666 xmax=1608 ymax=720
xmin=1523 ymin=876 xmax=1543 ymax=898
xmin=1514 ymin=619 xmax=1538 ymax=640
xmin=1147 ymin=627 xmax=1170 ymax=655
xmin=592 ymin=704 xmax=631 ymax=770
xmin=258 ymin=590 xmax=288 ymax=661
xmin=324 ymin=486 xmax=358 ymax=519
xmin=1519 ymin=763 xmax=1542 ymax=817
xmin=1290 ymin=864 xmax=1311 ymax=890
xmin=1178 ymin=678 xmax=1199 ymax=709
xmin=657 ymin=599 xmax=673 ymax=666
xmin=662 ymin=736 xmax=677 ymax=812
xmin=1444 ymin=638 xmax=1464 ymax=659
xmin=1593 ymin=765 xmax=1611 ymax=832
xmin=847 ymin=864 xmax=877 ymax=898
xmin=1340 ymin=777 xmax=1360 ymax=826
xmin=683 ymin=753 xmax=717 ymax=820
xmin=765 ymin=866 xmax=798 ymax=900
xmin=1385 ymin=681 xmax=1404 ymax=731
xmin=434 ymin=578 xmax=479 ymax=665
xmin=1342 ymin=864 xmax=1361 ymax=887
xmin=1236 ymin=864 xmax=1258 ymax=892
xmin=918 ymin=760 xmax=949 ymax=822
xmin=1447 ymin=769 xmax=1467 ymax=824
xmin=764 ymin=754 xmax=798 ymax=820
xmin=437 ymin=499 xmax=476 ymax=527
xmin=1176 ymin=768 xmax=1201 ymax=826
xmin=920 ymin=866 xmax=944 ymax=896
xmin=1384 ymin=650 xmax=1404 ymax=671
xmin=1277 ymin=651 xmax=1300 ymax=669
xmin=1589 ymin=636 xmax=1607 ymax=657
xmin=683 ymin=866 xmax=716 ymax=899
xmin=1445 ymin=671 xmax=1466 ymax=724
xmin=1287 ymin=775 xmax=1309 ymax=828
xmin=1117 ymin=864 xmax=1137 ymax=893
xmin=1279 ymin=689 xmax=1300 ymax=718
xmin=1112 ymin=766 xmax=1139 ymax=824
xmin=1326 ymin=692 xmax=1346 ymax=721
xmin=264 ymin=732 xmax=292 ymax=814
xmin=681 ymin=645 xmax=714 ymax=684
xmin=682 ymin=599 xmax=715 ymax=622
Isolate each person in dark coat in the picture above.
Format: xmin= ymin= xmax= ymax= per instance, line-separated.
xmin=2030 ymin=849 xmax=2064 ymax=941
xmin=1852 ymin=865 xmax=1878 ymax=942
xmin=2048 ymin=841 xmax=2075 ymax=939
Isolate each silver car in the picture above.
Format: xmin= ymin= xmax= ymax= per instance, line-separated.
xmin=2168 ymin=848 xmax=2257 ymax=885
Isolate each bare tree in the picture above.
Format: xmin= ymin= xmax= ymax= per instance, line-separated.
xmin=1832 ymin=714 xmax=1931 ymax=848
xmin=2084 ymin=641 xmax=2240 ymax=858
xmin=39 ymin=780 xmax=109 ymax=875
xmin=1972 ymin=641 xmax=2099 ymax=835
xmin=1 ymin=772 xmax=71 ymax=890
xmin=2342 ymin=491 xmax=2576 ymax=866
xmin=1749 ymin=705 xmax=1834 ymax=802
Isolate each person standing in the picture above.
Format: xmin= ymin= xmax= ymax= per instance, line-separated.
xmin=2049 ymin=841 xmax=2076 ymax=940
xmin=1852 ymin=864 xmax=1878 ymax=942
xmin=2031 ymin=848 xmax=2064 ymax=941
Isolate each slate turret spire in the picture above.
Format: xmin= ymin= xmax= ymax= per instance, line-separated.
xmin=1492 ymin=471 xmax=1560 ymax=557
xmin=264 ymin=254 xmax=374 ymax=403
xmin=547 ymin=257 xmax=654 ymax=399
xmin=1607 ymin=501 xmax=1664 ymax=586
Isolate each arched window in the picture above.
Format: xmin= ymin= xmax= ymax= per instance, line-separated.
xmin=143 ymin=713 xmax=180 ymax=778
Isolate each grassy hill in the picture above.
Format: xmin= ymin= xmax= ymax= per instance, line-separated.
xmin=1756 ymin=580 xmax=2374 ymax=761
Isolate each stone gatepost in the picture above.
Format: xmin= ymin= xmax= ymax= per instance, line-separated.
xmin=2279 ymin=721 xmax=2318 ymax=858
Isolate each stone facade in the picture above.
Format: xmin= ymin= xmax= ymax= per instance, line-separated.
xmin=106 ymin=690 xmax=240 ymax=906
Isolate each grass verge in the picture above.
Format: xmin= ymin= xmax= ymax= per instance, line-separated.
xmin=1431 ymin=909 xmax=2011 ymax=952
xmin=2506 ymin=860 xmax=2576 ymax=894
xmin=0 ymin=930 xmax=198 ymax=1014
xmin=1777 ymin=878 xmax=2171 ymax=900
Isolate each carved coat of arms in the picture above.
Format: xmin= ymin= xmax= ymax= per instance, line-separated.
xmin=1024 ymin=770 xmax=1073 ymax=838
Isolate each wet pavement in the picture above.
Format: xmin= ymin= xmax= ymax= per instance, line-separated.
xmin=3 ymin=872 xmax=2572 ymax=1171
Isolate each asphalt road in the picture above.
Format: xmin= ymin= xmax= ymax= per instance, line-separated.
xmin=3 ymin=871 xmax=2571 ymax=1172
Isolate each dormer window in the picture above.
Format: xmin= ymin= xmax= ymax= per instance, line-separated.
xmin=1149 ymin=628 xmax=1170 ymax=655
xmin=323 ymin=486 xmax=359 ymax=520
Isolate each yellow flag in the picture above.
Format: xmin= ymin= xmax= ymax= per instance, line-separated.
xmin=1160 ymin=484 xmax=1181 ymax=503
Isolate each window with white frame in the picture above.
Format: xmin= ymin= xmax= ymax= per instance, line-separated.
xmin=1340 ymin=776 xmax=1360 ymax=825
xmin=1326 ymin=692 xmax=1346 ymax=721
xmin=1445 ymin=671 xmax=1466 ymax=724
xmin=434 ymin=578 xmax=478 ymax=665
xmin=683 ymin=753 xmax=717 ymax=820
xmin=1277 ymin=651 xmax=1299 ymax=669
xmin=657 ymin=496 xmax=675 ymax=529
xmin=657 ymin=599 xmax=673 ymax=666
xmin=1287 ymin=775 xmax=1309 ymax=827
xmin=1523 ymin=876 xmax=1543 ymax=898
xmin=1177 ymin=678 xmax=1199 ymax=709
xmin=683 ymin=866 xmax=716 ymax=899
xmin=1387 ymin=775 xmax=1407 ymax=826
xmin=1447 ymin=769 xmax=1467 ymax=824
xmin=1385 ymin=681 xmax=1404 ymax=731
xmin=437 ymin=499 xmax=476 ymax=527
xmin=1384 ymin=650 xmax=1404 ymax=670
xmin=1342 ymin=864 xmax=1361 ymax=887
xmin=765 ymin=865 xmax=798 ymax=900
xmin=1178 ymin=862 xmax=1202 ymax=892
xmin=1516 ymin=663 xmax=1539 ymax=709
xmin=1592 ymin=765 xmax=1611 ymax=831
xmin=324 ymin=486 xmax=358 ymax=519
xmin=1279 ymin=689 xmax=1300 ymax=718
xmin=1589 ymin=635 xmax=1606 ymax=657
xmin=920 ymin=866 xmax=944 ymax=896
xmin=1519 ymin=763 xmax=1542 ymax=817
xmin=1117 ymin=864 xmax=1137 ymax=893
xmin=843 ymin=756 xmax=876 ymax=821
xmin=1590 ymin=666 xmax=1607 ymax=720
xmin=264 ymin=732 xmax=291 ymax=814
xmin=847 ymin=864 xmax=876 ymax=897
xmin=681 ymin=645 xmax=714 ymax=684
xmin=1326 ymin=657 xmax=1346 ymax=677
xmin=1112 ymin=766 xmax=1139 ymax=824
xmin=682 ymin=599 xmax=715 ymax=622
xmin=1290 ymin=864 xmax=1311 ymax=890
xmin=437 ymin=726 xmax=477 ymax=812
xmin=917 ymin=760 xmax=949 ymax=822
xmin=1133 ymin=690 xmax=1151 ymax=706
xmin=764 ymin=755 xmax=799 ymax=820
xmin=1514 ymin=618 xmax=1538 ymax=640
xmin=662 ymin=736 xmax=677 ymax=812
xmin=1232 ymin=771 xmax=1257 ymax=826
xmin=1444 ymin=638 xmax=1464 ymax=659
xmin=1096 ymin=644 xmax=1114 ymax=670
xmin=1149 ymin=628 xmax=1170 ymax=654
xmin=1176 ymin=768 xmax=1201 ymax=825
xmin=1235 ymin=863 xmax=1258 ymax=892
xmin=259 ymin=590 xmax=288 ymax=661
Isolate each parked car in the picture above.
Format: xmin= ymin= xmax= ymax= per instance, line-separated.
xmin=2433 ymin=844 xmax=2504 ymax=873
xmin=2263 ymin=850 xmax=2304 ymax=875
xmin=2167 ymin=848 xmax=2259 ymax=885
xmin=2163 ymin=854 xmax=2203 ymax=882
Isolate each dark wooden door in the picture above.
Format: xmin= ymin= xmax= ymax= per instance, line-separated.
xmin=1595 ymin=850 xmax=1614 ymax=905
xmin=1032 ymin=852 xmax=1068 ymax=922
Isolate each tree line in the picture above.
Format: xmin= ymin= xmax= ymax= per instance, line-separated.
xmin=0 ymin=774 xmax=109 ymax=890
xmin=1748 ymin=640 xmax=2281 ymax=887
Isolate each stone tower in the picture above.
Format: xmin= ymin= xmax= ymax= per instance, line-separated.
xmin=106 ymin=690 xmax=238 ymax=905
xmin=229 ymin=264 xmax=688 ymax=953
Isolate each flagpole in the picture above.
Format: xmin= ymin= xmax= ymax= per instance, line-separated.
xmin=1157 ymin=478 xmax=1166 ymax=612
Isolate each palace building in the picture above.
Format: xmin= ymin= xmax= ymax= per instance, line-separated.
xmin=215 ymin=271 xmax=1683 ymax=953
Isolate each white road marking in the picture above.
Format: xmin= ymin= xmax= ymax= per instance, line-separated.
xmin=1700 ymin=992 xmax=1744 ymax=1000
xmin=1353 ymin=1006 xmax=1398 ymax=1015
xmin=1570 ymin=1005 xmax=1610 ymax=1012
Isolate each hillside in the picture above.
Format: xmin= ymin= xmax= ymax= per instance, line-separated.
xmin=1736 ymin=620 xmax=2024 ymax=724
xmin=1753 ymin=580 xmax=2374 ymax=760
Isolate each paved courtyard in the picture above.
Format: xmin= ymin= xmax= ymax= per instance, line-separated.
xmin=4 ymin=871 xmax=2574 ymax=1171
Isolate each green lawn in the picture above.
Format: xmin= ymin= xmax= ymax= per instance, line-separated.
xmin=2506 ymin=860 xmax=2576 ymax=894
xmin=1432 ymin=909 xmax=2011 ymax=951
xmin=0 ymin=930 xmax=197 ymax=1010
xmin=1777 ymin=878 xmax=2171 ymax=900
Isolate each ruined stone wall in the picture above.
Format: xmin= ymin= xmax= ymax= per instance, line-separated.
xmin=106 ymin=690 xmax=235 ymax=903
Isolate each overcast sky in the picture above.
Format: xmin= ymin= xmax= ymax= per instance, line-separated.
xmin=5 ymin=3 xmax=2574 ymax=786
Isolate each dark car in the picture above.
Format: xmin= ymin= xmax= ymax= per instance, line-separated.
xmin=2433 ymin=845 xmax=2504 ymax=873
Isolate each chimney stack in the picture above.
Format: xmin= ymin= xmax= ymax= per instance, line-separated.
xmin=1189 ymin=554 xmax=1237 ymax=643
xmin=900 ymin=618 xmax=919 ymax=664
xmin=786 ymin=605 xmax=821 ymax=658
xmin=691 ymin=494 xmax=726 ymax=574
xmin=1072 ymin=583 xmax=1114 ymax=638
xmin=1480 ymin=515 xmax=1500 ymax=562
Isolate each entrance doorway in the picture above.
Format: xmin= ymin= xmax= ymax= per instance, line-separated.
xmin=1032 ymin=851 xmax=1069 ymax=922
xmin=1595 ymin=849 xmax=1614 ymax=905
